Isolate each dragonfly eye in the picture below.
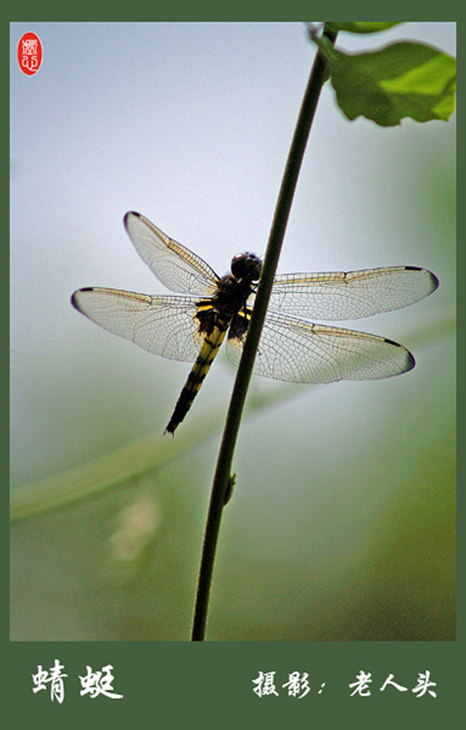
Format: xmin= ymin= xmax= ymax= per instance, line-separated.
xmin=231 ymin=252 xmax=262 ymax=281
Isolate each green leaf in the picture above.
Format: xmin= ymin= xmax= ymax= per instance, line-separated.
xmin=319 ymin=40 xmax=456 ymax=126
xmin=326 ymin=22 xmax=401 ymax=34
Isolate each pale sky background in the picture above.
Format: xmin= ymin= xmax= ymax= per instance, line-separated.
xmin=10 ymin=21 xmax=456 ymax=641
xmin=10 ymin=21 xmax=455 ymax=476
xmin=10 ymin=22 xmax=455 ymax=475
xmin=11 ymin=21 xmax=455 ymax=480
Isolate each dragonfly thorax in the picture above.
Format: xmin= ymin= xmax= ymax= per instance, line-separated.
xmin=202 ymin=252 xmax=261 ymax=321
xmin=209 ymin=272 xmax=254 ymax=320
xmin=230 ymin=252 xmax=262 ymax=282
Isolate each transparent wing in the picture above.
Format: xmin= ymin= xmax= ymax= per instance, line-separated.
xmin=225 ymin=309 xmax=414 ymax=383
xmin=124 ymin=211 xmax=219 ymax=296
xmin=261 ymin=266 xmax=438 ymax=320
xmin=72 ymin=287 xmax=206 ymax=362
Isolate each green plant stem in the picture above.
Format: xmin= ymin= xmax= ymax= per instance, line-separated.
xmin=191 ymin=26 xmax=338 ymax=641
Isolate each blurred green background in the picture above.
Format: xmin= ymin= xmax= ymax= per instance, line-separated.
xmin=10 ymin=22 xmax=455 ymax=641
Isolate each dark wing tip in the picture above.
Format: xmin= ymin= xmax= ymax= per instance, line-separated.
xmin=123 ymin=210 xmax=141 ymax=229
xmin=405 ymin=350 xmax=416 ymax=373
xmin=384 ymin=337 xmax=416 ymax=375
xmin=429 ymin=270 xmax=440 ymax=293
xmin=71 ymin=287 xmax=93 ymax=313
xmin=405 ymin=266 xmax=440 ymax=294
xmin=71 ymin=289 xmax=82 ymax=311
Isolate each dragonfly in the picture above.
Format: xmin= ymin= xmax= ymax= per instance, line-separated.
xmin=72 ymin=211 xmax=439 ymax=434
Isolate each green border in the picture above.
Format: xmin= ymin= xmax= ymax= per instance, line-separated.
xmin=7 ymin=4 xmax=460 ymax=727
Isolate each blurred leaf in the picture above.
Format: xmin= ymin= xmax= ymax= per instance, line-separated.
xmin=317 ymin=38 xmax=456 ymax=126
xmin=326 ymin=22 xmax=401 ymax=34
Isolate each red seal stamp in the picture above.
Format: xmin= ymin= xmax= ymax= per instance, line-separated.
xmin=17 ymin=32 xmax=43 ymax=76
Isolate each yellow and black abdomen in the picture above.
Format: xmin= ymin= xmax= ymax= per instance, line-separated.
xmin=165 ymin=320 xmax=229 ymax=434
xmin=164 ymin=270 xmax=257 ymax=435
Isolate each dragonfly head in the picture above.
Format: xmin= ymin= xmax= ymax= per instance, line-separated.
xmin=230 ymin=252 xmax=262 ymax=282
